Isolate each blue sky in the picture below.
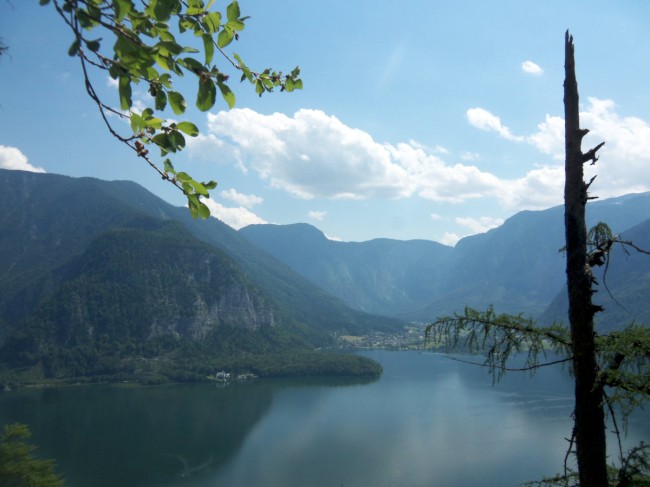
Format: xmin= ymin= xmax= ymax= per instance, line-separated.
xmin=2 ymin=1 xmax=650 ymax=244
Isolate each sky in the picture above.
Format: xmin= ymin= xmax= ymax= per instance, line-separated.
xmin=2 ymin=1 xmax=650 ymax=245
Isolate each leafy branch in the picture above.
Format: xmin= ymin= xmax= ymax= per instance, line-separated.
xmin=425 ymin=306 xmax=572 ymax=382
xmin=41 ymin=0 xmax=302 ymax=218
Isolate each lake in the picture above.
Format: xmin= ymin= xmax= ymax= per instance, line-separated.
xmin=1 ymin=350 xmax=648 ymax=486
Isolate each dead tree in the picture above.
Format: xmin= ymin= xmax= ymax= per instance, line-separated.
xmin=563 ymin=30 xmax=608 ymax=487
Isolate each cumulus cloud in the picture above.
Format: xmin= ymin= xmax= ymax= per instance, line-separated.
xmin=528 ymin=114 xmax=564 ymax=159
xmin=202 ymin=199 xmax=267 ymax=230
xmin=220 ymin=188 xmax=263 ymax=208
xmin=522 ymin=60 xmax=544 ymax=76
xmin=430 ymin=213 xmax=442 ymax=221
xmin=455 ymin=216 xmax=504 ymax=234
xmin=440 ymin=232 xmax=461 ymax=247
xmin=190 ymin=108 xmax=516 ymax=206
xmin=189 ymin=103 xmax=650 ymax=223
xmin=526 ymin=97 xmax=650 ymax=198
xmin=308 ymin=210 xmax=327 ymax=221
xmin=466 ymin=108 xmax=524 ymax=141
xmin=0 ymin=146 xmax=46 ymax=173
xmin=461 ymin=151 xmax=480 ymax=161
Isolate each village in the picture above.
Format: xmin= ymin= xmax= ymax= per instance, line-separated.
xmin=334 ymin=325 xmax=428 ymax=350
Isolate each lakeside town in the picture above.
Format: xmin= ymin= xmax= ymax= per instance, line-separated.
xmin=334 ymin=325 xmax=430 ymax=350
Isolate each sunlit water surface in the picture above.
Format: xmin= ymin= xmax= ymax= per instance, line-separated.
xmin=0 ymin=350 xmax=648 ymax=486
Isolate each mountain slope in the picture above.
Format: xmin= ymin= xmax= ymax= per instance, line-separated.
xmin=239 ymin=192 xmax=650 ymax=322
xmin=0 ymin=170 xmax=400 ymax=338
xmin=240 ymin=223 xmax=453 ymax=317
xmin=540 ymin=216 xmax=650 ymax=329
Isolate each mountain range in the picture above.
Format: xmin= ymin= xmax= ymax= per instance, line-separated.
xmin=240 ymin=192 xmax=650 ymax=328
xmin=2 ymin=169 xmax=649 ymax=383
xmin=0 ymin=169 xmax=394 ymax=382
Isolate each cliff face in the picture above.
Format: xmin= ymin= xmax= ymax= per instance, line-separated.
xmin=6 ymin=220 xmax=278 ymax=357
xmin=188 ymin=284 xmax=276 ymax=339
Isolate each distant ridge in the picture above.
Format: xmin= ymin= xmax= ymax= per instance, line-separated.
xmin=240 ymin=192 xmax=650 ymax=325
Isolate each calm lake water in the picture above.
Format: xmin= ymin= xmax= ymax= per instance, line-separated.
xmin=1 ymin=350 xmax=648 ymax=486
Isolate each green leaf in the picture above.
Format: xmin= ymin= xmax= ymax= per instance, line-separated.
xmin=226 ymin=19 xmax=245 ymax=32
xmin=198 ymin=201 xmax=211 ymax=218
xmin=217 ymin=28 xmax=234 ymax=48
xmin=170 ymin=130 xmax=186 ymax=150
xmin=202 ymin=34 xmax=214 ymax=65
xmin=113 ymin=0 xmax=133 ymax=21
xmin=155 ymin=53 xmax=173 ymax=71
xmin=254 ymin=79 xmax=264 ymax=96
xmin=163 ymin=158 xmax=175 ymax=174
xmin=153 ymin=0 xmax=175 ymax=22
xmin=176 ymin=121 xmax=199 ymax=136
xmin=118 ymin=76 xmax=132 ymax=110
xmin=155 ymin=90 xmax=167 ymax=110
xmin=196 ymin=78 xmax=216 ymax=111
xmin=203 ymin=11 xmax=222 ymax=34
xmin=157 ymin=40 xmax=183 ymax=56
xmin=188 ymin=179 xmax=208 ymax=196
xmin=153 ymin=133 xmax=176 ymax=152
xmin=203 ymin=180 xmax=218 ymax=190
xmin=218 ymin=82 xmax=235 ymax=109
xmin=180 ymin=57 xmax=204 ymax=73
xmin=129 ymin=112 xmax=144 ymax=133
xmin=168 ymin=91 xmax=187 ymax=114
xmin=68 ymin=39 xmax=81 ymax=56
xmin=86 ymin=39 xmax=101 ymax=52
xmin=175 ymin=171 xmax=191 ymax=183
xmin=39 ymin=0 xmax=51 ymax=4
xmin=226 ymin=1 xmax=240 ymax=21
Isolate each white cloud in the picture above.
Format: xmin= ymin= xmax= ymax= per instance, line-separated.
xmin=526 ymin=97 xmax=650 ymax=199
xmin=466 ymin=108 xmax=524 ymax=141
xmin=202 ymin=199 xmax=267 ymax=230
xmin=461 ymin=151 xmax=480 ymax=162
xmin=189 ymin=103 xmax=650 ymax=224
xmin=528 ymin=114 xmax=564 ymax=159
xmin=439 ymin=232 xmax=461 ymax=247
xmin=522 ymin=60 xmax=544 ymax=76
xmin=0 ymin=146 xmax=45 ymax=173
xmin=455 ymin=216 xmax=504 ymax=234
xmin=430 ymin=213 xmax=442 ymax=221
xmin=308 ymin=210 xmax=327 ymax=221
xmin=106 ymin=76 xmax=119 ymax=89
xmin=220 ymin=188 xmax=263 ymax=208
xmin=192 ymin=108 xmax=416 ymax=200
xmin=498 ymin=165 xmax=565 ymax=211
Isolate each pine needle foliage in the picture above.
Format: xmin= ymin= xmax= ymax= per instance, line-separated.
xmin=0 ymin=423 xmax=64 ymax=487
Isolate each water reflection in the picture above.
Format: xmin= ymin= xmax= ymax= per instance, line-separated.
xmin=0 ymin=351 xmax=648 ymax=487
xmin=0 ymin=383 xmax=275 ymax=486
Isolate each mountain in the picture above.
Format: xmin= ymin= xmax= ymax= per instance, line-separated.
xmin=240 ymin=192 xmax=650 ymax=323
xmin=239 ymin=223 xmax=453 ymax=317
xmin=540 ymin=215 xmax=650 ymax=328
xmin=0 ymin=170 xmax=398 ymax=335
xmin=0 ymin=170 xmax=396 ymax=383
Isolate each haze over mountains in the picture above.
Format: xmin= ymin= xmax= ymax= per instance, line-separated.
xmin=1 ymin=169 xmax=650 ymax=383
xmin=0 ymin=170 xmax=394 ymax=381
xmin=240 ymin=192 xmax=650 ymax=328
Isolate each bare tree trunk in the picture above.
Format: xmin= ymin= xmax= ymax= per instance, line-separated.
xmin=563 ymin=31 xmax=608 ymax=487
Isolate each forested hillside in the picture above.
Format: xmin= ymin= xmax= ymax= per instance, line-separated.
xmin=0 ymin=170 xmax=393 ymax=384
